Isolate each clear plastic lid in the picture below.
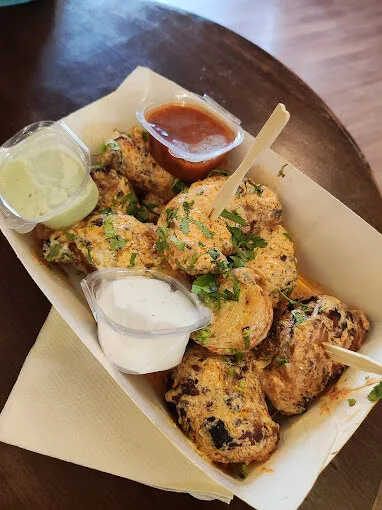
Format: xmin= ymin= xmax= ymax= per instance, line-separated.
xmin=0 ymin=121 xmax=92 ymax=233
xmin=136 ymin=92 xmax=244 ymax=163
xmin=81 ymin=268 xmax=212 ymax=338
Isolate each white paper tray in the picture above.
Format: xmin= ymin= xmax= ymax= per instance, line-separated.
xmin=1 ymin=67 xmax=382 ymax=510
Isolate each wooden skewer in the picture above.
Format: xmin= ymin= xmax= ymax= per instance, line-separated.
xmin=210 ymin=103 xmax=290 ymax=221
xmin=323 ymin=343 xmax=382 ymax=376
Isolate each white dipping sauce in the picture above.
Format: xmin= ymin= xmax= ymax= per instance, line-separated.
xmin=97 ymin=276 xmax=199 ymax=374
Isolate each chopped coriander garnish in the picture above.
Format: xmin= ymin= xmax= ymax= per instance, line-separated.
xmin=99 ymin=207 xmax=115 ymax=215
xmin=165 ymin=208 xmax=178 ymax=225
xmin=103 ymin=215 xmax=126 ymax=251
xmin=365 ymin=375 xmax=370 ymax=381
xmin=46 ymin=243 xmax=62 ymax=262
xmin=367 ymin=381 xmax=382 ymax=402
xmin=141 ymin=130 xmax=149 ymax=142
xmin=243 ymin=328 xmax=251 ymax=349
xmin=104 ymin=139 xmax=120 ymax=151
xmin=136 ymin=202 xmax=159 ymax=222
xmin=278 ymin=163 xmax=287 ymax=178
xmin=170 ymin=234 xmax=185 ymax=251
xmin=63 ymin=231 xmax=75 ymax=241
xmin=130 ymin=252 xmax=137 ymax=267
xmin=208 ymin=168 xmax=230 ymax=177
xmin=248 ymin=182 xmax=263 ymax=196
xmin=279 ymin=290 xmax=311 ymax=313
xmin=221 ymin=272 xmax=241 ymax=302
xmin=87 ymin=247 xmax=93 ymax=264
xmin=291 ymin=309 xmax=308 ymax=325
xmin=348 ymin=398 xmax=356 ymax=407
xmin=197 ymin=189 xmax=205 ymax=195
xmin=283 ymin=232 xmax=293 ymax=242
xmin=193 ymin=328 xmax=212 ymax=345
xmin=183 ymin=200 xmax=195 ymax=216
xmin=192 ymin=273 xmax=219 ymax=302
xmin=232 ymin=348 xmax=245 ymax=362
xmin=108 ymin=236 xmax=127 ymax=250
xmin=180 ymin=217 xmax=191 ymax=234
xmin=99 ymin=142 xmax=106 ymax=153
xmin=220 ymin=209 xmax=248 ymax=226
xmin=175 ymin=260 xmax=189 ymax=272
xmin=156 ymin=226 xmax=169 ymax=253
xmin=227 ymin=366 xmax=235 ymax=377
xmin=104 ymin=214 xmax=115 ymax=238
xmin=191 ymin=218 xmax=214 ymax=238
xmin=225 ymin=224 xmax=267 ymax=269
xmin=124 ymin=192 xmax=140 ymax=217
xmin=276 ymin=357 xmax=289 ymax=367
xmin=187 ymin=253 xmax=198 ymax=270
xmin=91 ymin=164 xmax=104 ymax=170
xmin=172 ymin=179 xmax=187 ymax=195
xmin=198 ymin=240 xmax=206 ymax=248
xmin=208 ymin=248 xmax=220 ymax=260
xmin=239 ymin=463 xmax=248 ymax=479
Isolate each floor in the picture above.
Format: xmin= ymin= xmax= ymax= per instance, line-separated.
xmin=154 ymin=0 xmax=382 ymax=192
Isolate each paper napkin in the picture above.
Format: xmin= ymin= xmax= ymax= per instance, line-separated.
xmin=0 ymin=308 xmax=233 ymax=504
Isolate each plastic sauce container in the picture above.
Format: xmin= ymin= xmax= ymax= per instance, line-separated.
xmin=81 ymin=268 xmax=212 ymax=375
xmin=0 ymin=121 xmax=99 ymax=233
xmin=137 ymin=93 xmax=244 ymax=182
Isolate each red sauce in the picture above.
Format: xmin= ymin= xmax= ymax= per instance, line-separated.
xmin=145 ymin=103 xmax=235 ymax=182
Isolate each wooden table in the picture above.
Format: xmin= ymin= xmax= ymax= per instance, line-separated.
xmin=0 ymin=1 xmax=381 ymax=508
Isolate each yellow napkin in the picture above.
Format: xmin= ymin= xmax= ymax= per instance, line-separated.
xmin=0 ymin=308 xmax=232 ymax=503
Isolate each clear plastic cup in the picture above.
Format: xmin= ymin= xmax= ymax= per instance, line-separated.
xmin=0 ymin=121 xmax=99 ymax=233
xmin=81 ymin=268 xmax=212 ymax=375
xmin=136 ymin=92 xmax=244 ymax=182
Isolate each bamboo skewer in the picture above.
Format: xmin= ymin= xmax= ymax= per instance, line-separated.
xmin=210 ymin=103 xmax=290 ymax=221
xmin=323 ymin=343 xmax=382 ymax=375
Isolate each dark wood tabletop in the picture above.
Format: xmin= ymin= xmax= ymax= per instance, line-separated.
xmin=0 ymin=1 xmax=381 ymax=509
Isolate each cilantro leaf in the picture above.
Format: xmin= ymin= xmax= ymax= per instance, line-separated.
xmin=180 ymin=217 xmax=191 ymax=234
xmin=170 ymin=234 xmax=185 ymax=251
xmin=276 ymin=357 xmax=289 ymax=367
xmin=183 ymin=200 xmax=195 ymax=216
xmin=192 ymin=273 xmax=219 ymax=306
xmin=368 ymin=381 xmax=382 ymax=402
xmin=208 ymin=168 xmax=230 ymax=177
xmin=46 ymin=243 xmax=62 ymax=262
xmin=232 ymin=348 xmax=245 ymax=362
xmin=130 ymin=252 xmax=137 ymax=267
xmin=104 ymin=215 xmax=115 ymax=239
xmin=283 ymin=232 xmax=293 ymax=242
xmin=103 ymin=216 xmax=126 ymax=250
xmin=291 ymin=309 xmax=308 ymax=325
xmin=221 ymin=272 xmax=241 ymax=302
xmin=193 ymin=328 xmax=212 ymax=344
xmin=191 ymin=218 xmax=214 ymax=238
xmin=99 ymin=142 xmax=106 ymax=153
xmin=220 ymin=209 xmax=248 ymax=226
xmin=172 ymin=179 xmax=187 ymax=195
xmin=165 ymin=208 xmax=178 ymax=225
xmin=108 ymin=236 xmax=126 ymax=250
xmin=141 ymin=130 xmax=149 ymax=142
xmin=63 ymin=231 xmax=75 ymax=241
xmin=243 ymin=328 xmax=251 ymax=349
xmin=208 ymin=248 xmax=220 ymax=260
xmin=87 ymin=247 xmax=93 ymax=264
xmin=278 ymin=163 xmax=287 ymax=178
xmin=156 ymin=226 xmax=169 ymax=253
xmin=348 ymin=398 xmax=356 ymax=407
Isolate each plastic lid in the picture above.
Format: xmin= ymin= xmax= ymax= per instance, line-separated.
xmin=136 ymin=92 xmax=244 ymax=163
xmin=81 ymin=268 xmax=212 ymax=338
xmin=0 ymin=121 xmax=91 ymax=233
